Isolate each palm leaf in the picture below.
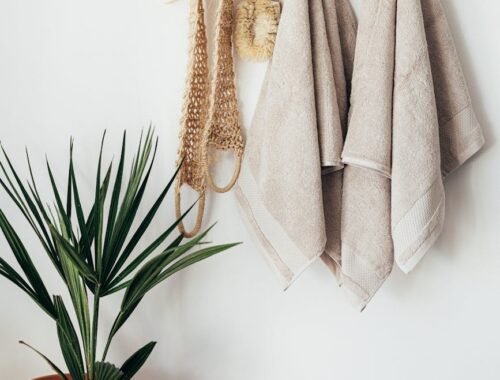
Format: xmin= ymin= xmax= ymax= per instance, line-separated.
xmin=103 ymin=233 xmax=185 ymax=296
xmin=94 ymin=133 xmax=107 ymax=278
xmin=52 ymin=216 xmax=92 ymax=377
xmin=19 ymin=341 xmax=68 ymax=380
xmin=0 ymin=210 xmax=55 ymax=317
xmin=0 ymin=129 xmax=239 ymax=380
xmin=103 ymin=178 xmax=189 ymax=293
xmin=102 ymin=226 xmax=233 ymax=359
xmin=46 ymin=159 xmax=76 ymax=244
xmin=149 ymin=242 xmax=240 ymax=291
xmin=103 ymin=136 xmax=158 ymax=280
xmin=50 ymin=226 xmax=98 ymax=283
xmin=101 ymin=132 xmax=127 ymax=275
xmin=0 ymin=148 xmax=63 ymax=276
xmin=95 ymin=361 xmax=124 ymax=380
xmin=120 ymin=342 xmax=156 ymax=380
xmin=54 ymin=296 xmax=86 ymax=380
xmin=70 ymin=158 xmax=94 ymax=271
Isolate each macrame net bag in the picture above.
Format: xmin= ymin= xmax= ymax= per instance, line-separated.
xmin=234 ymin=0 xmax=281 ymax=61
xmin=203 ymin=0 xmax=245 ymax=193
xmin=176 ymin=0 xmax=210 ymax=238
xmin=176 ymin=0 xmax=245 ymax=237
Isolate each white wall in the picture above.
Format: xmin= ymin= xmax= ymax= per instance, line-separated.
xmin=0 ymin=0 xmax=499 ymax=379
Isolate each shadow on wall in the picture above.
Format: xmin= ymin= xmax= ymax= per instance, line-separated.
xmin=443 ymin=1 xmax=495 ymax=150
xmin=438 ymin=0 xmax=493 ymax=257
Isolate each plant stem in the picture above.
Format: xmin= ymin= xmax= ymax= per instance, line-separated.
xmin=101 ymin=339 xmax=111 ymax=362
xmin=89 ymin=286 xmax=100 ymax=380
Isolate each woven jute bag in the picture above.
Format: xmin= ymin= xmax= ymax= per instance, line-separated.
xmin=176 ymin=0 xmax=244 ymax=237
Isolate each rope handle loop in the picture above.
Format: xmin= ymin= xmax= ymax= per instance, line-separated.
xmin=175 ymin=180 xmax=206 ymax=238
xmin=205 ymin=150 xmax=242 ymax=193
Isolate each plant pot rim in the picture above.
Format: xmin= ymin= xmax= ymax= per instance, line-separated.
xmin=33 ymin=375 xmax=72 ymax=380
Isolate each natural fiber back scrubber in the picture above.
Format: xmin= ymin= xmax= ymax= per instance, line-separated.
xmin=176 ymin=0 xmax=245 ymax=238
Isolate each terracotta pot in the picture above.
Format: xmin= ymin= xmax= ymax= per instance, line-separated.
xmin=33 ymin=375 xmax=73 ymax=380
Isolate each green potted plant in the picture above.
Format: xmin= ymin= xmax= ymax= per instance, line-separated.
xmin=0 ymin=129 xmax=238 ymax=380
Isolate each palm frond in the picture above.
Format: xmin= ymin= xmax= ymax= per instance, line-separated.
xmin=19 ymin=341 xmax=68 ymax=380
xmin=0 ymin=129 xmax=238 ymax=380
xmin=54 ymin=296 xmax=86 ymax=380
xmin=120 ymin=341 xmax=156 ymax=380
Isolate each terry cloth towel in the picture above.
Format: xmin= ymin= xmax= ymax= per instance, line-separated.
xmin=235 ymin=0 xmax=358 ymax=287
xmin=340 ymin=0 xmax=485 ymax=309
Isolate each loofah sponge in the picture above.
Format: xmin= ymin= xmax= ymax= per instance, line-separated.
xmin=235 ymin=0 xmax=281 ymax=61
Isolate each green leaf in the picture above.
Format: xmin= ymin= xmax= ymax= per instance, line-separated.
xmin=95 ymin=361 xmax=124 ymax=380
xmin=104 ymin=190 xmax=189 ymax=293
xmin=103 ymin=158 xmax=181 ymax=288
xmin=0 ymin=257 xmax=51 ymax=315
xmin=52 ymin=220 xmax=93 ymax=377
xmin=102 ymin=132 xmax=127 ymax=274
xmin=94 ymin=133 xmax=107 ymax=278
xmin=121 ymin=226 xmax=218 ymax=311
xmin=50 ymin=226 xmax=98 ymax=283
xmin=102 ymin=226 xmax=231 ymax=359
xmin=103 ymin=136 xmax=158 ymax=279
xmin=149 ymin=242 xmax=240 ymax=291
xmin=0 ymin=148 xmax=63 ymax=276
xmin=103 ymin=234 xmax=184 ymax=296
xmin=120 ymin=341 xmax=156 ymax=380
xmin=0 ymin=209 xmax=55 ymax=317
xmin=19 ymin=341 xmax=68 ymax=379
xmin=0 ymin=129 xmax=238 ymax=378
xmin=101 ymin=298 xmax=142 ymax=361
xmin=46 ymin=159 xmax=75 ymax=244
xmin=66 ymin=140 xmax=74 ymax=217
xmin=0 ymin=257 xmax=33 ymax=294
xmin=70 ymin=157 xmax=94 ymax=271
xmin=54 ymin=296 xmax=86 ymax=380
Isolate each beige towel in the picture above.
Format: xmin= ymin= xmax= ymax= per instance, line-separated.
xmin=320 ymin=0 xmax=358 ymax=276
xmin=340 ymin=0 xmax=485 ymax=309
xmin=236 ymin=0 xmax=357 ymax=287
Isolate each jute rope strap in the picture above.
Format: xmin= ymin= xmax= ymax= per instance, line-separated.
xmin=176 ymin=0 xmax=245 ymax=237
xmin=203 ymin=0 xmax=245 ymax=193
xmin=176 ymin=0 xmax=210 ymax=238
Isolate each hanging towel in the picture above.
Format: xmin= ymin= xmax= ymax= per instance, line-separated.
xmin=319 ymin=0 xmax=358 ymax=277
xmin=235 ymin=0 xmax=358 ymax=287
xmin=340 ymin=0 xmax=485 ymax=309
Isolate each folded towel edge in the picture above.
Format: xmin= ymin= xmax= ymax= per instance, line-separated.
xmin=341 ymin=154 xmax=392 ymax=178
xmin=235 ymin=184 xmax=325 ymax=290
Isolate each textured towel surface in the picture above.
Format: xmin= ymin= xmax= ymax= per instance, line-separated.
xmin=237 ymin=0 xmax=484 ymax=307
xmin=235 ymin=0 xmax=357 ymax=287
xmin=340 ymin=0 xmax=485 ymax=309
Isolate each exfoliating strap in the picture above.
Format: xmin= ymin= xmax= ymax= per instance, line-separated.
xmin=175 ymin=181 xmax=206 ymax=238
xmin=205 ymin=151 xmax=243 ymax=193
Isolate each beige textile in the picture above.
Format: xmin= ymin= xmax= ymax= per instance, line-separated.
xmin=237 ymin=0 xmax=484 ymax=308
xmin=340 ymin=0 xmax=485 ymax=309
xmin=235 ymin=0 xmax=357 ymax=287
